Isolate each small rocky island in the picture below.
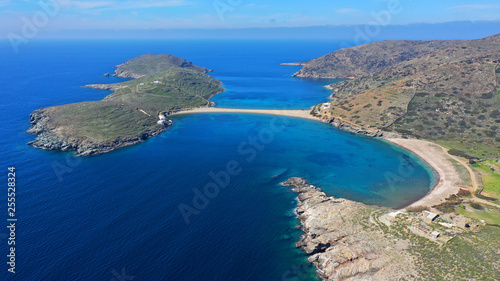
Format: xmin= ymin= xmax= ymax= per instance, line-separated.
xmin=27 ymin=54 xmax=224 ymax=156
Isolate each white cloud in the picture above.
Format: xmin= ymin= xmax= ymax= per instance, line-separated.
xmin=68 ymin=0 xmax=189 ymax=10
xmin=70 ymin=1 xmax=115 ymax=9
xmin=67 ymin=0 xmax=188 ymax=11
xmin=335 ymin=8 xmax=360 ymax=14
xmin=452 ymin=4 xmax=500 ymax=10
xmin=117 ymin=0 xmax=189 ymax=9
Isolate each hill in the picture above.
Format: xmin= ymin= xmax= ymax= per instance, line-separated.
xmin=297 ymin=34 xmax=500 ymax=158
xmin=27 ymin=54 xmax=224 ymax=156
xmin=111 ymin=54 xmax=212 ymax=78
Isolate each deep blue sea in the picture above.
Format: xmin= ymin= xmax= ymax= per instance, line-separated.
xmin=0 ymin=40 xmax=436 ymax=280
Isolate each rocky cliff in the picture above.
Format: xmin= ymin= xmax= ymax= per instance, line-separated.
xmin=282 ymin=177 xmax=417 ymax=281
xmin=282 ymin=177 xmax=500 ymax=280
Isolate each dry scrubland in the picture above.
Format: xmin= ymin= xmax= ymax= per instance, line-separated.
xmin=299 ymin=34 xmax=500 ymax=159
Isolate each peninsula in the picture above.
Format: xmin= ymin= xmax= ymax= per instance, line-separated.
xmin=27 ymin=54 xmax=224 ymax=156
xmin=283 ymin=177 xmax=500 ymax=281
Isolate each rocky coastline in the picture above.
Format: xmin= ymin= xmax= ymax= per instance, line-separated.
xmin=319 ymin=116 xmax=383 ymax=138
xmin=83 ymin=84 xmax=128 ymax=91
xmin=26 ymin=54 xmax=223 ymax=156
xmin=26 ymin=108 xmax=169 ymax=156
xmin=282 ymin=177 xmax=417 ymax=281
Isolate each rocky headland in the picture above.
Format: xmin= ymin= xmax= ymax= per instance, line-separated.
xmin=27 ymin=107 xmax=168 ymax=156
xmin=282 ymin=177 xmax=417 ymax=280
xmin=318 ymin=115 xmax=383 ymax=138
xmin=282 ymin=177 xmax=500 ymax=281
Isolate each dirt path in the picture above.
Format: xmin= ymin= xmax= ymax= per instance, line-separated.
xmin=391 ymin=139 xmax=498 ymax=209
xmin=437 ymin=146 xmax=498 ymax=208
xmin=138 ymin=109 xmax=152 ymax=117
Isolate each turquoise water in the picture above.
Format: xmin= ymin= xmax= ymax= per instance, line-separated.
xmin=0 ymin=40 xmax=435 ymax=280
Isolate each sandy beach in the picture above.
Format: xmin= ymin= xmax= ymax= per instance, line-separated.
xmin=171 ymin=107 xmax=466 ymax=209
xmin=171 ymin=107 xmax=320 ymax=121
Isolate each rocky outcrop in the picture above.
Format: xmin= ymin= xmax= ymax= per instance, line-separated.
xmin=282 ymin=177 xmax=418 ymax=281
xmin=26 ymin=109 xmax=169 ymax=156
xmin=83 ymin=84 xmax=128 ymax=91
xmin=320 ymin=116 xmax=383 ymax=138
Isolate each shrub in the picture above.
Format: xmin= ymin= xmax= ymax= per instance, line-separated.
xmin=406 ymin=206 xmax=429 ymax=212
xmin=448 ymin=149 xmax=477 ymax=160
xmin=475 ymin=194 xmax=498 ymax=202
xmin=469 ymin=202 xmax=484 ymax=210
xmin=433 ymin=195 xmax=463 ymax=213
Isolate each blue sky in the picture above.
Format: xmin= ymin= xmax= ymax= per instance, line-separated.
xmin=1 ymin=0 xmax=500 ymax=36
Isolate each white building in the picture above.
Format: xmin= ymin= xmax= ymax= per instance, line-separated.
xmin=387 ymin=211 xmax=404 ymax=221
xmin=422 ymin=211 xmax=439 ymax=223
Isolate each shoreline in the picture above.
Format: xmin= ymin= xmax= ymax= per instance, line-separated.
xmin=387 ymin=138 xmax=462 ymax=209
xmin=171 ymin=107 xmax=464 ymax=209
xmin=170 ymin=107 xmax=320 ymax=121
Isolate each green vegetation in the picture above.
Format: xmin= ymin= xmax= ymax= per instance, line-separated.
xmin=456 ymin=204 xmax=500 ymax=225
xmin=437 ymin=140 xmax=499 ymax=161
xmin=447 ymin=148 xmax=478 ymax=160
xmin=109 ymin=69 xmax=223 ymax=112
xmin=473 ymin=160 xmax=500 ymax=200
xmin=405 ymin=206 xmax=429 ymax=212
xmin=52 ymin=102 xmax=159 ymax=141
xmin=113 ymin=54 xmax=210 ymax=78
xmin=409 ymin=225 xmax=500 ymax=280
xmin=47 ymin=70 xmax=222 ymax=141
xmin=432 ymin=194 xmax=463 ymax=213
xmin=368 ymin=206 xmax=500 ymax=280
